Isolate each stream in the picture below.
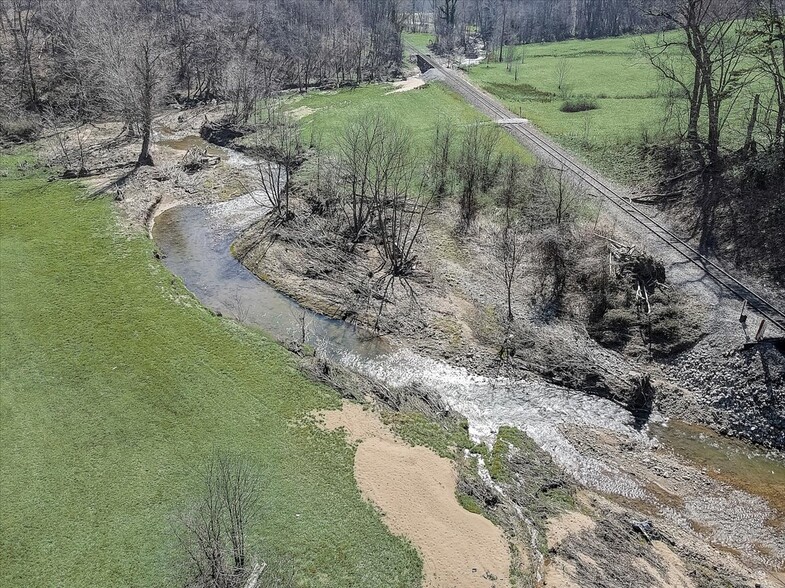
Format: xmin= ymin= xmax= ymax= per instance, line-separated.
xmin=152 ymin=136 xmax=785 ymax=573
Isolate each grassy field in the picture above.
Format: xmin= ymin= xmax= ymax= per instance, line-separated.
xmin=286 ymin=81 xmax=535 ymax=164
xmin=0 ymin=154 xmax=421 ymax=587
xmin=400 ymin=32 xmax=767 ymax=182
xmin=466 ymin=36 xmax=664 ymax=146
xmin=403 ymin=33 xmax=434 ymax=53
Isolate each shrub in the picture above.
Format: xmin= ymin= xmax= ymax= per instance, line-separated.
xmin=0 ymin=113 xmax=40 ymax=143
xmin=560 ymin=97 xmax=599 ymax=113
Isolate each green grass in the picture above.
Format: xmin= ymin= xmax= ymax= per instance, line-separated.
xmin=382 ymin=411 xmax=475 ymax=459
xmin=466 ymin=32 xmax=769 ymax=179
xmin=403 ymin=32 xmax=435 ymax=53
xmin=0 ymin=157 xmax=422 ymax=587
xmin=455 ymin=492 xmax=483 ymax=515
xmin=287 ymin=82 xmax=535 ymax=164
xmin=468 ymin=36 xmax=664 ymax=145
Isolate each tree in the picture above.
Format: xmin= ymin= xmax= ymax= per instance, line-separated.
xmin=455 ymin=122 xmax=501 ymax=231
xmin=375 ymin=164 xmax=430 ymax=278
xmin=528 ymin=165 xmax=581 ymax=225
xmin=87 ymin=2 xmax=169 ymax=166
xmin=1 ymin=0 xmax=41 ymax=108
xmin=177 ymin=452 xmax=260 ymax=588
xmin=749 ymin=0 xmax=785 ymax=156
xmin=429 ymin=115 xmax=455 ymax=200
xmin=495 ymin=157 xmax=525 ymax=322
xmin=337 ymin=110 xmax=410 ymax=245
xmin=555 ymin=57 xmax=573 ymax=98
xmin=134 ymin=36 xmax=166 ymax=166
xmin=641 ymin=0 xmax=756 ymax=250
xmin=494 ymin=220 xmax=525 ymax=323
xmin=641 ymin=0 xmax=755 ymax=168
xmin=433 ymin=0 xmax=458 ymax=50
xmin=253 ymin=102 xmax=304 ymax=223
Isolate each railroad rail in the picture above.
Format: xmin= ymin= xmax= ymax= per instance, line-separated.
xmin=407 ymin=44 xmax=785 ymax=334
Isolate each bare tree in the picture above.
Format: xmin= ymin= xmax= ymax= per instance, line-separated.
xmin=1 ymin=0 xmax=41 ymax=108
xmin=640 ymin=0 xmax=755 ymax=167
xmin=494 ymin=220 xmax=525 ymax=322
xmin=555 ymin=57 xmax=573 ymax=98
xmin=429 ymin=116 xmax=455 ymax=200
xmin=86 ymin=2 xmax=169 ymax=166
xmin=337 ymin=111 xmax=410 ymax=245
xmin=531 ymin=165 xmax=581 ymax=225
xmin=134 ymin=36 xmax=166 ymax=166
xmin=433 ymin=0 xmax=458 ymax=50
xmin=177 ymin=452 xmax=260 ymax=588
xmin=640 ymin=0 xmax=756 ymax=250
xmin=494 ymin=157 xmax=526 ymax=322
xmin=253 ymin=103 xmax=304 ymax=223
xmin=375 ymin=165 xmax=430 ymax=277
xmin=455 ymin=122 xmax=501 ymax=231
xmin=749 ymin=0 xmax=785 ymax=156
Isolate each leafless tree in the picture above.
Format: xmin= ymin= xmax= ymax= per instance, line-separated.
xmin=177 ymin=452 xmax=260 ymax=588
xmin=429 ymin=116 xmax=455 ymax=200
xmin=433 ymin=0 xmax=458 ymax=50
xmin=85 ymin=2 xmax=170 ymax=166
xmin=531 ymin=165 xmax=581 ymax=225
xmin=639 ymin=0 xmax=757 ymax=250
xmin=44 ymin=107 xmax=88 ymax=174
xmin=134 ymin=36 xmax=166 ymax=166
xmin=494 ymin=220 xmax=525 ymax=322
xmin=555 ymin=57 xmax=573 ymax=98
xmin=749 ymin=0 xmax=785 ymax=156
xmin=375 ymin=166 xmax=430 ymax=277
xmin=494 ymin=157 xmax=526 ymax=322
xmin=252 ymin=103 xmax=304 ymax=223
xmin=372 ymin=167 xmax=431 ymax=328
xmin=1 ymin=0 xmax=41 ymax=108
xmin=498 ymin=154 xmax=522 ymax=217
xmin=337 ymin=111 xmax=410 ymax=245
xmin=640 ymin=0 xmax=756 ymax=167
xmin=455 ymin=122 xmax=501 ymax=231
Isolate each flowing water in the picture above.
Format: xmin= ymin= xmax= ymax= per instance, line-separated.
xmin=152 ymin=136 xmax=785 ymax=572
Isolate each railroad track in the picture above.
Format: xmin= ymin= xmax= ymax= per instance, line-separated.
xmin=407 ymin=44 xmax=785 ymax=334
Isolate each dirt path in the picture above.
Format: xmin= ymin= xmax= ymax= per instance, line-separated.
xmin=318 ymin=402 xmax=512 ymax=588
xmin=386 ymin=75 xmax=427 ymax=94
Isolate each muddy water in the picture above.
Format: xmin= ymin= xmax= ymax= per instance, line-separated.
xmin=153 ymin=199 xmax=390 ymax=359
xmin=653 ymin=421 xmax=785 ymax=525
xmin=152 ymin=137 xmax=785 ymax=573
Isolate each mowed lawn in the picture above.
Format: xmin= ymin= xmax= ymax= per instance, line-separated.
xmin=0 ymin=156 xmax=421 ymax=587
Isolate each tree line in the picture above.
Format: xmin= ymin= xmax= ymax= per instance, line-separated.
xmin=429 ymin=0 xmax=663 ymax=54
xmin=0 ymin=0 xmax=406 ymax=161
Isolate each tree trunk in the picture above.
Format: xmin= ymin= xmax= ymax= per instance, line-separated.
xmin=137 ymin=124 xmax=154 ymax=166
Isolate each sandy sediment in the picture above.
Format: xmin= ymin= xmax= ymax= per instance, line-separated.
xmin=319 ymin=401 xmax=512 ymax=588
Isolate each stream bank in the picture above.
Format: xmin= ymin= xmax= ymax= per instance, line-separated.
xmin=151 ymin=157 xmax=784 ymax=587
xmin=40 ymin=104 xmax=785 ymax=586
